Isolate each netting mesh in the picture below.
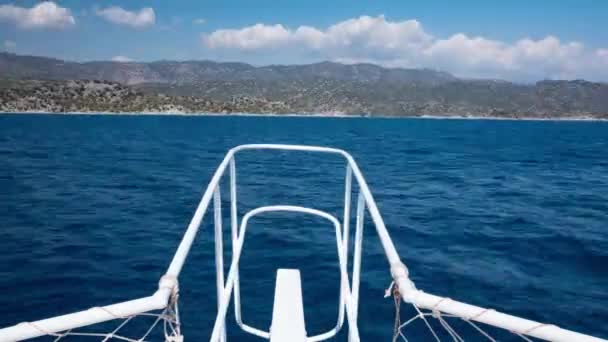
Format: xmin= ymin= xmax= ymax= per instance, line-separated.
xmin=387 ymin=282 xmax=542 ymax=342
xmin=24 ymin=292 xmax=182 ymax=342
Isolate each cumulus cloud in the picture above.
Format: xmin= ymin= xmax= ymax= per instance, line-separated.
xmin=96 ymin=6 xmax=155 ymax=29
xmin=205 ymin=23 xmax=291 ymax=49
xmin=597 ymin=49 xmax=608 ymax=64
xmin=0 ymin=1 xmax=75 ymax=30
xmin=422 ymin=35 xmax=586 ymax=79
xmin=111 ymin=55 xmax=133 ymax=62
xmin=205 ymin=16 xmax=430 ymax=57
xmin=3 ymin=40 xmax=16 ymax=51
xmin=193 ymin=18 xmax=206 ymax=25
xmin=202 ymin=15 xmax=608 ymax=81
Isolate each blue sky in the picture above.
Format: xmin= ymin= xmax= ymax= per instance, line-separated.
xmin=0 ymin=0 xmax=607 ymax=81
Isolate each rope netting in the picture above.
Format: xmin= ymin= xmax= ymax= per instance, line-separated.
xmin=23 ymin=292 xmax=182 ymax=342
xmin=386 ymin=282 xmax=543 ymax=342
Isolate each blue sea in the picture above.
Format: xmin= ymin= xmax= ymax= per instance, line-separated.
xmin=0 ymin=114 xmax=606 ymax=341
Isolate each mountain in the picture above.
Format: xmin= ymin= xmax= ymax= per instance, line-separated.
xmin=1 ymin=52 xmax=607 ymax=118
xmin=0 ymin=53 xmax=455 ymax=85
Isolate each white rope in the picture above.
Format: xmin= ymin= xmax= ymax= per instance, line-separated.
xmin=435 ymin=312 xmax=464 ymax=342
xmin=101 ymin=317 xmax=133 ymax=342
xmin=517 ymin=333 xmax=536 ymax=342
xmin=413 ymin=304 xmax=441 ymax=341
xmin=463 ymin=319 xmax=497 ymax=341
xmin=388 ymin=280 xmax=442 ymax=342
xmin=27 ymin=290 xmax=182 ymax=342
xmin=53 ymin=330 xmax=71 ymax=342
xmin=385 ymin=279 xmax=559 ymax=342
xmin=22 ymin=322 xmax=59 ymax=338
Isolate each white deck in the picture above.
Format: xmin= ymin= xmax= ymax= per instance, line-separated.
xmin=270 ymin=269 xmax=307 ymax=342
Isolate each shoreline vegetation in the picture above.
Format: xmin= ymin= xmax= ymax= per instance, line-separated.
xmin=1 ymin=79 xmax=607 ymax=120
xmin=1 ymin=53 xmax=608 ymax=120
xmin=2 ymin=111 xmax=607 ymax=122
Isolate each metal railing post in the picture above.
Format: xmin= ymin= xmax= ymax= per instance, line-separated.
xmin=214 ymin=186 xmax=226 ymax=342
xmin=351 ymin=192 xmax=365 ymax=327
xmin=343 ymin=164 xmax=352 ymax=255
xmin=337 ymin=164 xmax=352 ymax=330
xmin=230 ymin=157 xmax=243 ymax=326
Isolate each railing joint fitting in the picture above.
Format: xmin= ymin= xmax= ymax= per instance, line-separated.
xmin=390 ymin=262 xmax=417 ymax=303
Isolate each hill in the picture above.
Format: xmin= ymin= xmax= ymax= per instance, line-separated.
xmin=1 ymin=53 xmax=607 ymax=118
xmin=0 ymin=53 xmax=455 ymax=85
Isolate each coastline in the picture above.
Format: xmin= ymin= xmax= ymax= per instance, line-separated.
xmin=1 ymin=110 xmax=607 ymax=122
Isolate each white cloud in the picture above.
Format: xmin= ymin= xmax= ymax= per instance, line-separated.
xmin=424 ymin=34 xmax=512 ymax=70
xmin=3 ymin=40 xmax=16 ymax=51
xmin=319 ymin=16 xmax=430 ymax=52
xmin=111 ymin=56 xmax=134 ymax=62
xmin=204 ymin=15 xmax=430 ymax=58
xmin=202 ymin=15 xmax=608 ymax=81
xmin=96 ymin=6 xmax=155 ymax=29
xmin=0 ymin=1 xmax=75 ymax=30
xmin=422 ymin=35 xmax=588 ymax=80
xmin=597 ymin=49 xmax=608 ymax=64
xmin=193 ymin=18 xmax=206 ymax=25
xmin=205 ymin=23 xmax=291 ymax=49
